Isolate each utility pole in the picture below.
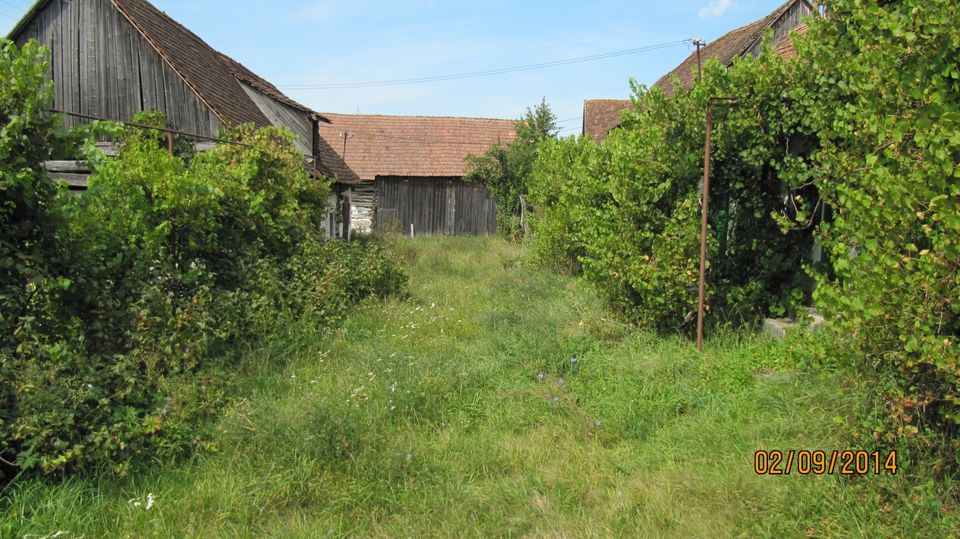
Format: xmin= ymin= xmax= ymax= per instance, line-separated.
xmin=340 ymin=131 xmax=352 ymax=160
xmin=697 ymin=96 xmax=739 ymax=352
xmin=693 ymin=39 xmax=706 ymax=82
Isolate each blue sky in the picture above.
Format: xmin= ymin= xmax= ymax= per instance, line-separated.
xmin=2 ymin=0 xmax=786 ymax=134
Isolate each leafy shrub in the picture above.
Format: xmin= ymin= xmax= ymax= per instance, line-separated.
xmin=530 ymin=48 xmax=813 ymax=330
xmin=466 ymin=99 xmax=557 ymax=239
xmin=0 ymin=40 xmax=406 ymax=479
xmin=780 ymin=0 xmax=960 ymax=444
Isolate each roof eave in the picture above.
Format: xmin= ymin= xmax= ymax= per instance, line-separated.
xmin=7 ymin=0 xmax=53 ymax=41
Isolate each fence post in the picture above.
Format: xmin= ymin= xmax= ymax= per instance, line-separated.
xmin=520 ymin=195 xmax=530 ymax=238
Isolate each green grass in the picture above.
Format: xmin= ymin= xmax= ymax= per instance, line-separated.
xmin=3 ymin=237 xmax=958 ymax=537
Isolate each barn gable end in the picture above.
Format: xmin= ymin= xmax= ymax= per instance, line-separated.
xmin=11 ymin=0 xmax=223 ymax=135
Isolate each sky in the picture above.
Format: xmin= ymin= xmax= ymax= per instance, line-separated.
xmin=1 ymin=0 xmax=787 ymax=135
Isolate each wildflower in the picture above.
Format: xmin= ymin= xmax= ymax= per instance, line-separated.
xmin=537 ymin=372 xmax=545 ymax=382
xmin=595 ymin=420 xmax=602 ymax=428
xmin=146 ymin=493 xmax=156 ymax=510
xmin=551 ymin=396 xmax=560 ymax=404
xmin=558 ymin=378 xmax=567 ymax=389
xmin=571 ymin=357 xmax=578 ymax=364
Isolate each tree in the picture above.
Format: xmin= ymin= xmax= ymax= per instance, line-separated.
xmin=465 ymin=99 xmax=557 ymax=238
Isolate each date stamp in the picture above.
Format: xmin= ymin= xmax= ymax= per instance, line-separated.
xmin=754 ymin=450 xmax=898 ymax=476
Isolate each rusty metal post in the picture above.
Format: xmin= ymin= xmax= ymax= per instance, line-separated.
xmin=697 ymin=101 xmax=713 ymax=352
xmin=166 ymin=131 xmax=175 ymax=156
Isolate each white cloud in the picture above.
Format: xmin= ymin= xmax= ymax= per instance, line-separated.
xmin=698 ymin=0 xmax=736 ymax=18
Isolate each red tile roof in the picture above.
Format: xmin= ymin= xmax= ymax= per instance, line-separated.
xmin=317 ymin=113 xmax=516 ymax=183
xmin=583 ymin=0 xmax=810 ymax=142
xmin=773 ymin=24 xmax=809 ymax=59
xmin=582 ymin=99 xmax=632 ymax=142
xmin=653 ymin=0 xmax=810 ymax=96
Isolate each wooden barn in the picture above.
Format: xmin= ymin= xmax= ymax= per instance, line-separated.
xmin=317 ymin=113 xmax=516 ymax=237
xmin=582 ymin=0 xmax=815 ymax=142
xmin=7 ymin=0 xmax=332 ymax=184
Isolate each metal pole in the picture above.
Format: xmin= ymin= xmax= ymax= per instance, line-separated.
xmin=697 ymin=101 xmax=713 ymax=352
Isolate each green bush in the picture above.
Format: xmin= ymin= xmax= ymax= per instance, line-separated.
xmin=0 ymin=40 xmax=407 ymax=479
xmin=466 ymin=99 xmax=557 ymax=240
xmin=530 ymin=48 xmax=813 ymax=330
xmin=780 ymin=0 xmax=960 ymax=444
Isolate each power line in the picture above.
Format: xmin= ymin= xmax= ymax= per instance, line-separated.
xmin=0 ymin=0 xmax=21 ymax=11
xmin=281 ymin=40 xmax=690 ymax=90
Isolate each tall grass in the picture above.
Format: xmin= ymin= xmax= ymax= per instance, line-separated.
xmin=3 ymin=237 xmax=956 ymax=538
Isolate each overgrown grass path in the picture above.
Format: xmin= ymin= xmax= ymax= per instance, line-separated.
xmin=7 ymin=237 xmax=947 ymax=537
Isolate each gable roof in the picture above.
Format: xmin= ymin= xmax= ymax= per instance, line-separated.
xmin=773 ymin=23 xmax=809 ymax=59
xmin=317 ymin=113 xmax=516 ymax=183
xmin=113 ymin=0 xmax=275 ymax=128
xmin=8 ymin=0 xmax=322 ymax=130
xmin=216 ymin=52 xmax=317 ymax=117
xmin=583 ymin=99 xmax=632 ymax=142
xmin=653 ymin=0 xmax=806 ymax=96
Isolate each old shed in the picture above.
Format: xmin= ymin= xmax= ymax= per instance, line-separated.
xmin=317 ymin=113 xmax=516 ymax=237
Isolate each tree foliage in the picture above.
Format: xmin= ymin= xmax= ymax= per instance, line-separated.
xmin=466 ymin=99 xmax=557 ymax=239
xmin=532 ymin=0 xmax=960 ymax=446
xmin=781 ymin=0 xmax=960 ymax=442
xmin=530 ymin=46 xmax=813 ymax=331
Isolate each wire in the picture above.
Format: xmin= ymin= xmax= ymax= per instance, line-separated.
xmin=281 ymin=40 xmax=690 ymax=90
xmin=0 ymin=0 xmax=21 ymax=10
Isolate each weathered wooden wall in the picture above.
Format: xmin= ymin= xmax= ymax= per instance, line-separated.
xmin=239 ymin=82 xmax=313 ymax=155
xmin=376 ymin=177 xmax=496 ymax=236
xmin=744 ymin=0 xmax=813 ymax=57
xmin=347 ymin=183 xmax=376 ymax=234
xmin=14 ymin=0 xmax=222 ymax=134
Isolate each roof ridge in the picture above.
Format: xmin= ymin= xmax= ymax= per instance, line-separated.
xmin=732 ymin=0 xmax=803 ymax=58
xmin=652 ymin=0 xmax=808 ymax=95
xmin=584 ymin=98 xmax=632 ymax=104
xmin=216 ymin=51 xmax=317 ymax=116
xmin=321 ymin=112 xmax=515 ymax=123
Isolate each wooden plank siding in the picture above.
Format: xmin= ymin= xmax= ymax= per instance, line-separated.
xmin=744 ymin=1 xmax=813 ymax=57
xmin=376 ymin=177 xmax=496 ymax=236
xmin=14 ymin=0 xmax=222 ymax=136
xmin=240 ymin=83 xmax=313 ymax=155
